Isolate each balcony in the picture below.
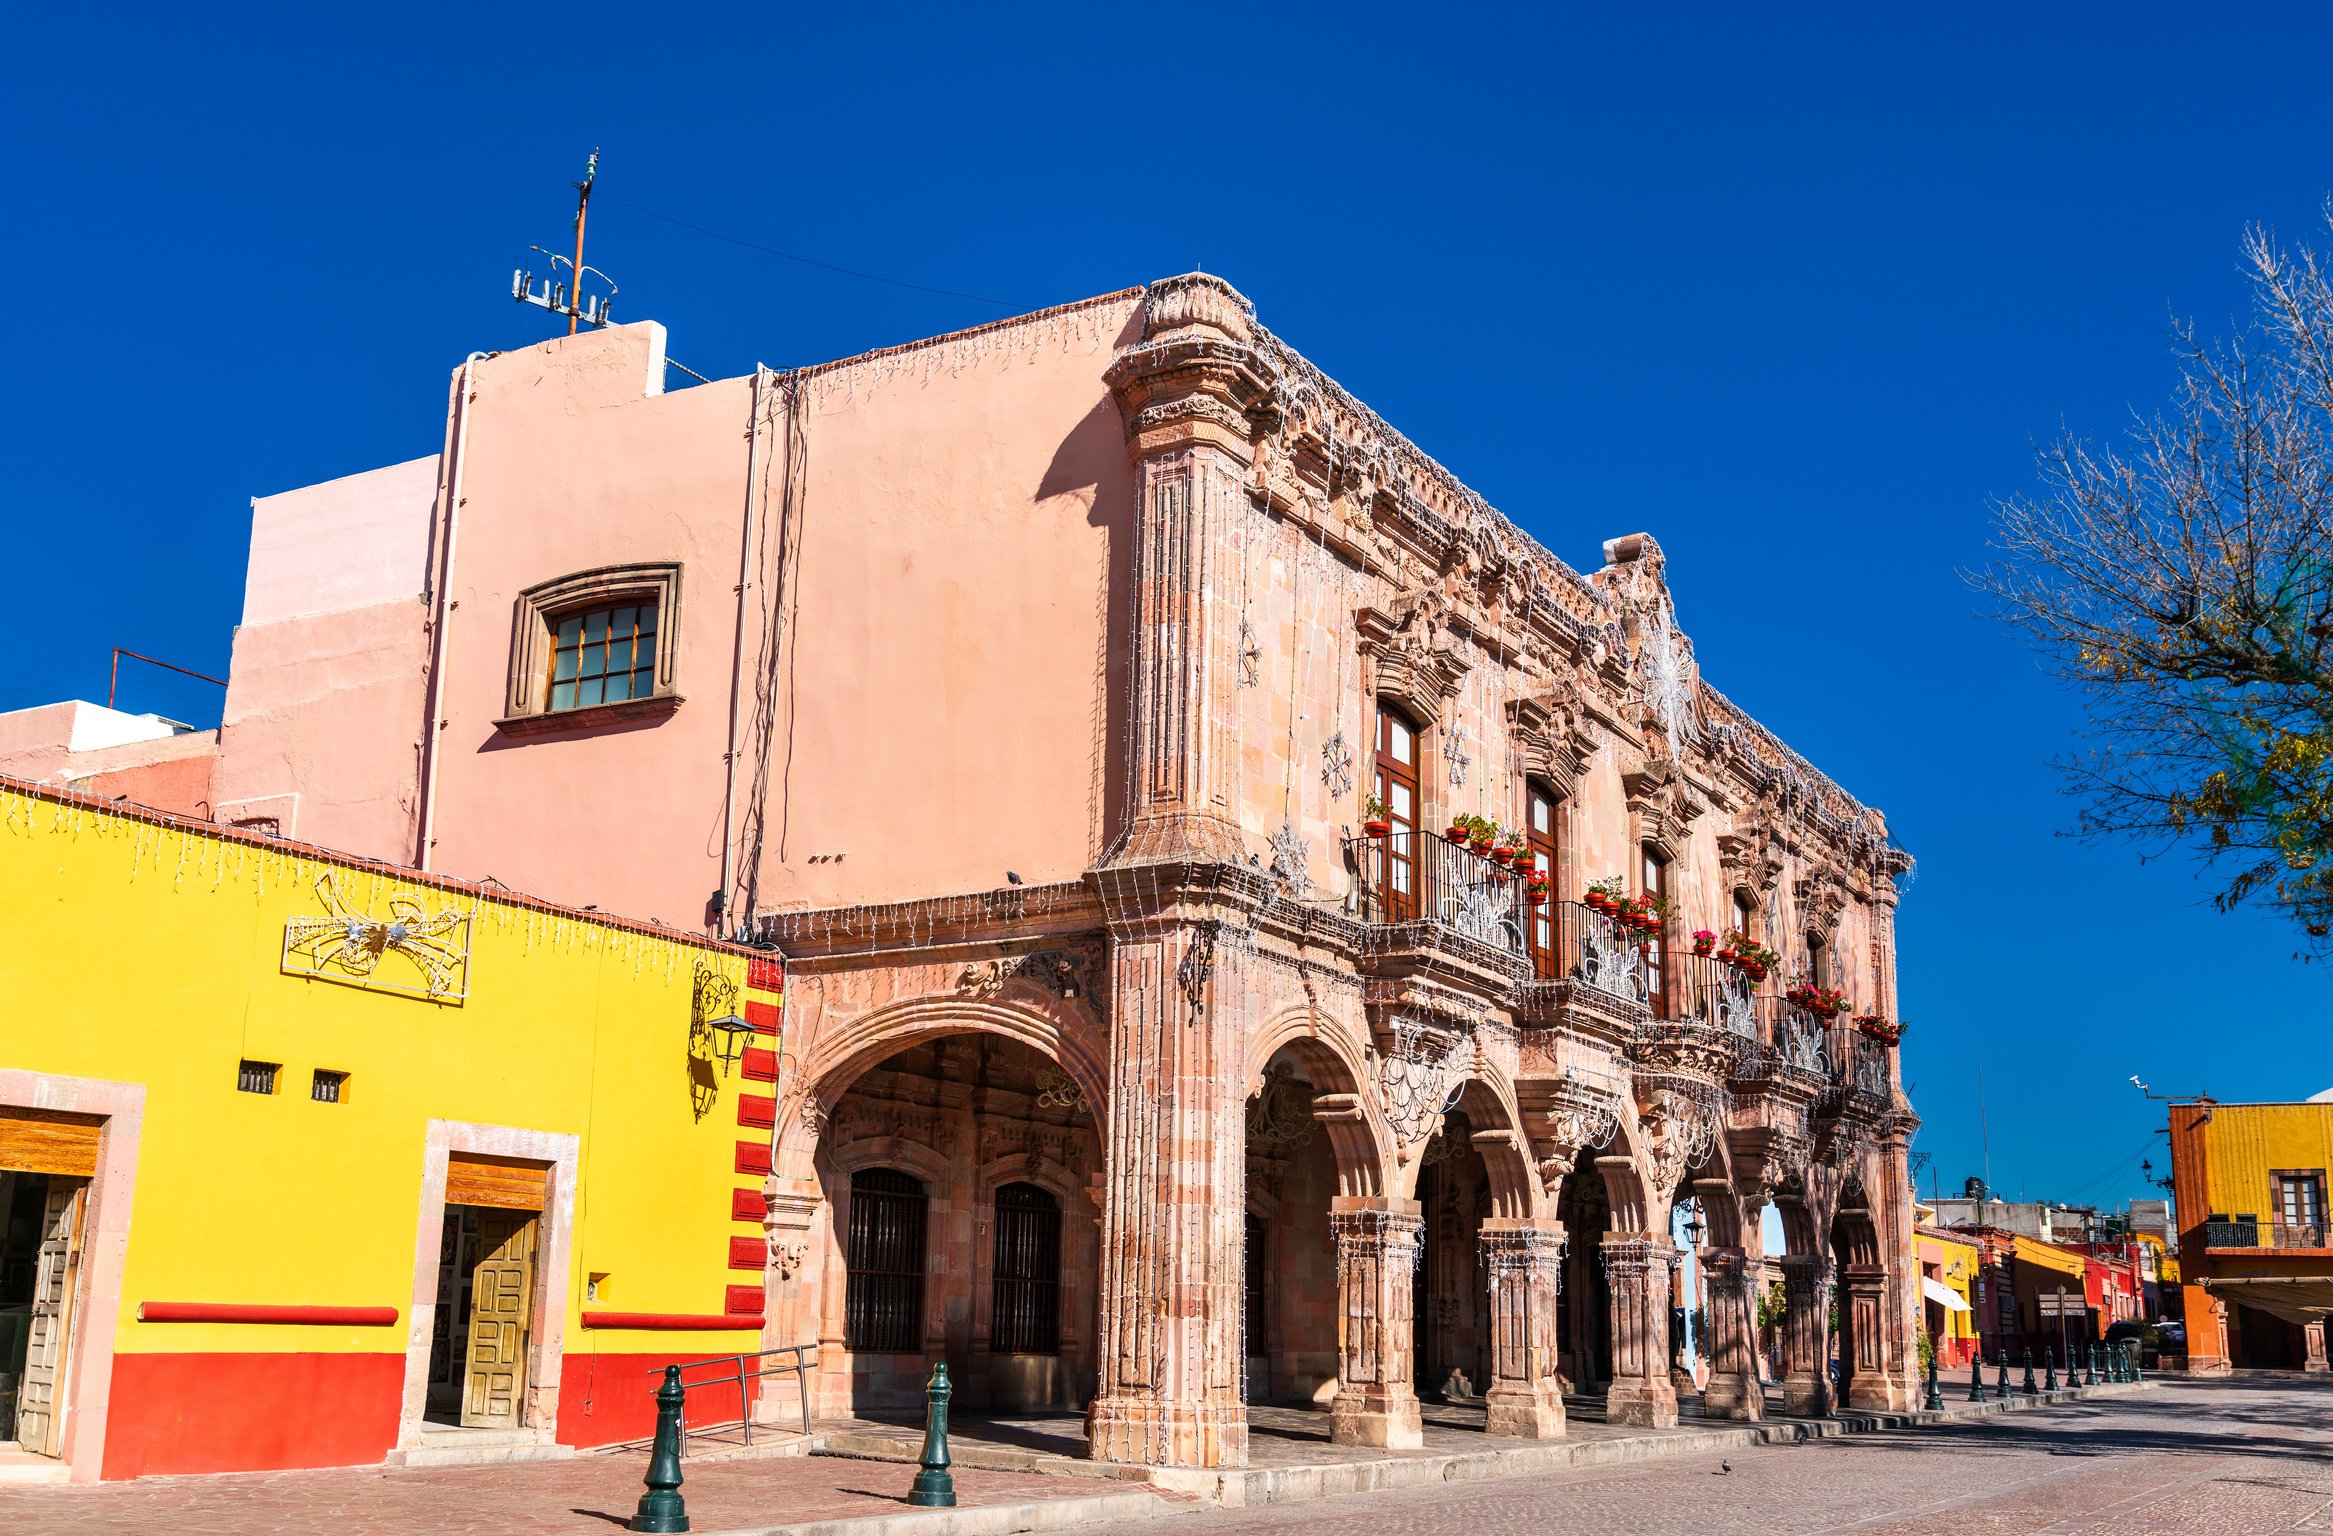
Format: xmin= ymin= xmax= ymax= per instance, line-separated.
xmin=1344 ymin=830 xmax=1530 ymax=994
xmin=1511 ymin=899 xmax=1651 ymax=1036
xmin=2204 ymin=1219 xmax=2333 ymax=1252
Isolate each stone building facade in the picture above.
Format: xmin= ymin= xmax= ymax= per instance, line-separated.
xmin=1 ymin=273 xmax=1923 ymax=1469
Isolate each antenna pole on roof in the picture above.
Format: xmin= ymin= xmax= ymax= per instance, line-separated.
xmin=569 ymin=150 xmax=598 ymax=336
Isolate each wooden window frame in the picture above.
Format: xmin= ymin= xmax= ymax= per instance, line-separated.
xmin=1526 ymin=781 xmax=1567 ymax=980
xmin=1374 ymin=702 xmax=1423 ymax=924
xmin=497 ymin=562 xmax=684 ymax=736
xmin=1641 ymin=845 xmax=1671 ymax=1019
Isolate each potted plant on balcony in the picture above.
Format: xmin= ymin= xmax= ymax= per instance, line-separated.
xmin=1363 ymin=795 xmax=1392 ymax=838
xmin=1692 ymin=929 xmax=1716 ymax=956
xmin=1586 ymin=876 xmax=1624 ymax=912
xmin=1523 ymin=868 xmax=1550 ymax=904
xmin=1469 ymin=817 xmax=1498 ymax=855
xmin=1855 ymin=1014 xmax=1903 ymax=1044
xmin=1446 ymin=816 xmax=1470 ymax=845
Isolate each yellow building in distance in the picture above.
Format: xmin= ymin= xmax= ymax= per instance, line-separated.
xmin=2170 ymin=1098 xmax=2333 ymax=1372
xmin=0 ymin=778 xmax=782 ymax=1481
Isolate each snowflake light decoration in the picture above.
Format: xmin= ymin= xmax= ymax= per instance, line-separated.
xmin=1445 ymin=730 xmax=1470 ymax=789
xmin=1639 ymin=597 xmax=1700 ymax=756
xmin=1320 ymin=730 xmax=1354 ymax=797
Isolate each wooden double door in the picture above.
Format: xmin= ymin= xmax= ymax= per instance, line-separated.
xmin=427 ymin=1156 xmax=547 ymax=1430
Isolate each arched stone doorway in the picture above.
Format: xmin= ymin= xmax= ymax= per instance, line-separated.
xmin=1831 ymin=1187 xmax=1885 ymax=1410
xmin=1243 ymin=1051 xmax=1343 ymax=1408
xmin=805 ymin=1032 xmax=1101 ymax=1419
xmin=1559 ymin=1168 xmax=1612 ymax=1392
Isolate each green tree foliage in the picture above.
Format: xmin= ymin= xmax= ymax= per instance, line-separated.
xmin=1976 ymin=214 xmax=2333 ymax=947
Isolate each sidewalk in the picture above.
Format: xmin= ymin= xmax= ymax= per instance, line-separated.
xmin=0 ymin=1380 xmax=2153 ymax=1536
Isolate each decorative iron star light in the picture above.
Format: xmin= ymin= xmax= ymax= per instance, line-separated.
xmin=1267 ymin=816 xmax=1313 ymax=900
xmin=1237 ymin=618 xmax=1261 ymax=688
xmin=282 ymin=871 xmax=471 ymax=1000
xmin=1320 ymin=729 xmax=1354 ymax=797
xmin=1640 ymin=597 xmax=1700 ymax=756
xmin=1446 ymin=730 xmax=1471 ymax=789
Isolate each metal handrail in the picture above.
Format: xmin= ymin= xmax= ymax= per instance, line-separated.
xmin=650 ymin=1341 xmax=820 ymax=1452
xmin=1345 ymin=830 xmax=1531 ymax=956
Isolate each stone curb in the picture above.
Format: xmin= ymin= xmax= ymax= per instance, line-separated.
xmin=694 ymin=1487 xmax=1179 ymax=1536
xmin=1148 ymin=1381 xmax=2158 ymax=1508
xmin=787 ymin=1381 xmax=2156 ymax=1519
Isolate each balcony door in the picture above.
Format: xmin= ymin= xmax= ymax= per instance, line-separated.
xmin=2278 ymin=1172 xmax=2326 ymax=1243
xmin=1527 ymin=783 xmax=1565 ymax=979
xmin=1642 ymin=846 xmax=1670 ymax=1019
xmin=1375 ymin=704 xmax=1421 ymax=922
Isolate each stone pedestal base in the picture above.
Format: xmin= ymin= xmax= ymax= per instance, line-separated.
xmin=1779 ymin=1372 xmax=1827 ymax=1416
xmin=1330 ymin=1386 xmax=1423 ymax=1449
xmin=1484 ymin=1380 xmax=1566 ymax=1438
xmin=1845 ymin=1375 xmax=1916 ymax=1411
xmin=1087 ymin=1397 xmax=1248 ymax=1468
xmin=1700 ymin=1371 xmax=1763 ymax=1420
xmin=1604 ymin=1378 xmax=1679 ymax=1428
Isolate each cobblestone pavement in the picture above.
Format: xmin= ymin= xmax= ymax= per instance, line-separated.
xmin=1079 ymin=1376 xmax=2333 ymax=1535
xmin=0 ymin=1445 xmax=1088 ymax=1536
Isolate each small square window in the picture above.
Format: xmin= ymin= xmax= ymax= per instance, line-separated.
xmin=238 ymin=1060 xmax=280 ymax=1095
xmin=312 ymin=1069 xmax=348 ymax=1104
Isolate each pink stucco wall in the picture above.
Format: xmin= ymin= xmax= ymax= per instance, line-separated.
xmin=208 ymin=455 xmax=437 ymax=855
xmin=417 ymin=304 xmax=1140 ymax=927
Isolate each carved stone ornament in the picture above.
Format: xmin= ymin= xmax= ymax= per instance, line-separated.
xmin=772 ymin=1239 xmax=809 ymax=1281
xmin=956 ymin=945 xmax=1100 ymax=1004
xmin=1246 ymin=1063 xmax=1315 ymax=1150
xmin=1638 ymin=1086 xmax=1722 ymax=1196
xmin=1356 ymin=592 xmax=1470 ymax=726
xmin=1508 ymin=680 xmax=1598 ymax=795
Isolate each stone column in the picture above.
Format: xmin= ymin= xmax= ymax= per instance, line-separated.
xmin=1087 ymin=916 xmax=1248 ymax=1467
xmin=1699 ymin=1250 xmax=1763 ymax=1420
xmin=762 ymin=1178 xmax=825 ymax=1420
xmin=1480 ymin=1224 xmax=1567 ymax=1438
xmin=1602 ymin=1235 xmax=1680 ymax=1428
xmin=1777 ymin=1255 xmax=1830 ymax=1415
xmin=1329 ymin=1199 xmax=1425 ymax=1449
xmin=1103 ymin=273 xmax=1269 ymax=865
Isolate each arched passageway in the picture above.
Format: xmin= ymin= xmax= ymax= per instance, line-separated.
xmin=809 ymin=1032 xmax=1100 ymax=1418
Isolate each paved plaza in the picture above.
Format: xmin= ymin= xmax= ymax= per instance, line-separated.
xmin=1081 ymin=1376 xmax=2333 ymax=1536
xmin=0 ymin=1377 xmax=2325 ymax=1534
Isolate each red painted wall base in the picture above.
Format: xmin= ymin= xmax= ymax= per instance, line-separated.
xmin=556 ymin=1351 xmax=781 ymax=1447
xmin=104 ymin=1352 xmax=404 ymax=1480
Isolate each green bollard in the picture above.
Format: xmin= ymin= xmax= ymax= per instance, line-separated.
xmin=908 ymin=1361 xmax=957 ymax=1508
xmin=1967 ymin=1352 xmax=1985 ymax=1403
xmin=2087 ymin=1343 xmax=2100 ymax=1385
xmin=2119 ymin=1343 xmax=2134 ymax=1383
xmin=631 ymin=1366 xmax=690 ymax=1533
xmin=1924 ymin=1352 xmax=1943 ymax=1411
xmin=2044 ymin=1348 xmax=2058 ymax=1392
xmin=1994 ymin=1353 xmax=2010 ymax=1399
xmin=2130 ymin=1342 xmax=2144 ymax=1382
xmin=2021 ymin=1347 xmax=2037 ymax=1395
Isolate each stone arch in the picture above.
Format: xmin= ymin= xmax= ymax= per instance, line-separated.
xmin=778 ymin=995 xmax=1108 ymax=1176
xmin=1452 ymin=1075 xmax=1540 ymax=1222
xmin=1246 ymin=1007 xmax=1391 ymax=1200
xmin=1594 ymin=1111 xmax=1656 ymax=1233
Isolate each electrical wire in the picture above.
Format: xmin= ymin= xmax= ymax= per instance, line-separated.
xmin=597 ymin=193 xmax=1031 ymax=310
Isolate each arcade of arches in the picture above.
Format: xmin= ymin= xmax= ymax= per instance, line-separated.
xmin=757 ymin=937 xmax=1921 ymax=1470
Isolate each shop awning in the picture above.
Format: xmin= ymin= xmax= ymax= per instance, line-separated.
xmin=2200 ymin=1276 xmax=2333 ymax=1325
xmin=1922 ymin=1276 xmax=1972 ymax=1313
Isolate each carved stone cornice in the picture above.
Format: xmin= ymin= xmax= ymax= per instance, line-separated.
xmin=1106 ymin=275 xmax=1277 ymax=463
xmin=1355 ymin=593 xmax=1470 ymax=726
xmin=1508 ymin=680 xmax=1599 ymax=797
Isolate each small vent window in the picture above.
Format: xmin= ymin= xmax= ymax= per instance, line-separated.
xmin=312 ymin=1070 xmax=348 ymax=1104
xmin=238 ymin=1060 xmax=280 ymax=1095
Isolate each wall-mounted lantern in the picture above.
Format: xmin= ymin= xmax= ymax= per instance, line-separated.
xmin=703 ymin=1013 xmax=754 ymax=1076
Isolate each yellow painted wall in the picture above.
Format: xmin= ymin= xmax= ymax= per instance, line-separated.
xmin=1923 ymin=1233 xmax=1980 ymax=1342
xmin=2199 ymin=1102 xmax=2333 ymax=1220
xmin=0 ymin=784 xmax=763 ymax=1361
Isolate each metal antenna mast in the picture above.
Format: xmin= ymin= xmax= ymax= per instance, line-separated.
xmin=567 ymin=150 xmax=597 ymax=336
xmin=513 ymin=150 xmax=618 ymax=333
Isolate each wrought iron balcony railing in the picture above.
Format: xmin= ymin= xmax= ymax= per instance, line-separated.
xmin=1673 ymin=952 xmax=1760 ymax=1038
xmin=2204 ymin=1219 xmax=2332 ymax=1250
xmin=1345 ymin=830 xmax=1530 ymax=958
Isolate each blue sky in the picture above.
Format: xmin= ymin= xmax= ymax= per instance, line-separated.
xmin=12 ymin=5 xmax=2331 ymax=1211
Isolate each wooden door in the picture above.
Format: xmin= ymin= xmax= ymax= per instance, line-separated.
xmin=461 ymin=1211 xmax=535 ymax=1428
xmin=1374 ymin=705 xmax=1421 ymax=922
xmin=1525 ymin=783 xmax=1564 ymax=979
xmin=15 ymin=1178 xmax=86 ymax=1456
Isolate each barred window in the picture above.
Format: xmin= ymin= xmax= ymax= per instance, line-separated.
xmin=311 ymin=1069 xmax=348 ymax=1104
xmin=989 ymin=1183 xmax=1061 ymax=1354
xmin=237 ymin=1060 xmax=279 ymax=1095
xmin=549 ymin=602 xmax=658 ymax=712
xmin=845 ymin=1168 xmax=927 ymax=1354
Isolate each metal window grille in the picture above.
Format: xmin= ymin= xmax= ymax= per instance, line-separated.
xmin=1243 ymin=1212 xmax=1269 ymax=1358
xmin=237 ymin=1060 xmax=279 ymax=1095
xmin=989 ymin=1182 xmax=1062 ymax=1354
xmin=845 ymin=1168 xmax=927 ymax=1354
xmin=312 ymin=1069 xmax=348 ymax=1104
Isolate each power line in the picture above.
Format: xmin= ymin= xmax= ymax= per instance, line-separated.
xmin=597 ymin=192 xmax=1030 ymax=310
